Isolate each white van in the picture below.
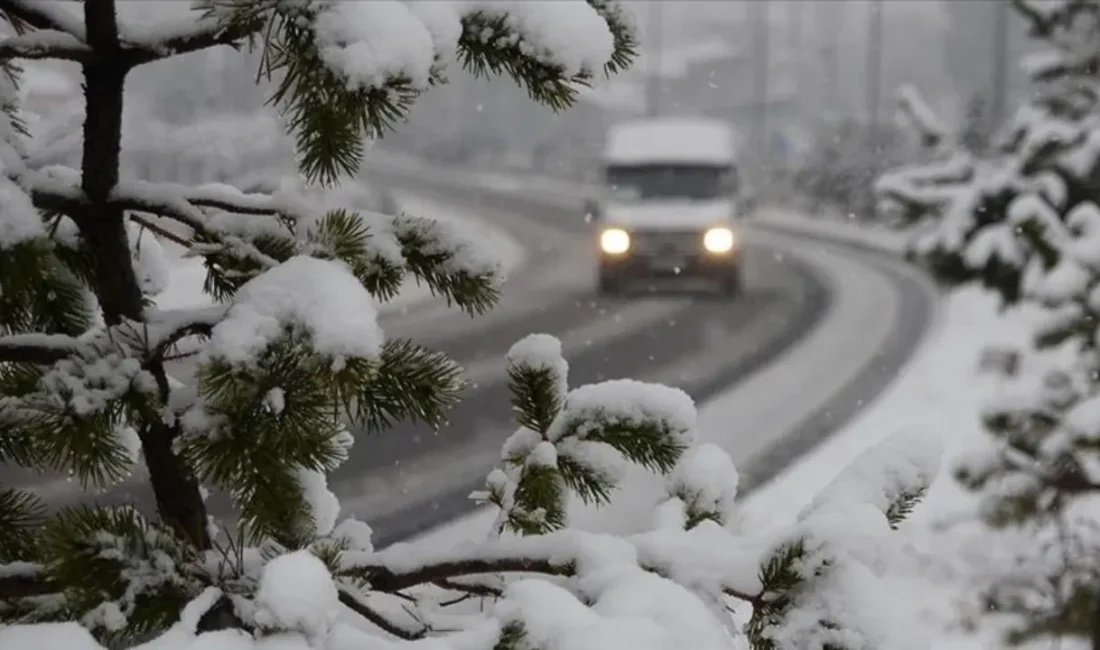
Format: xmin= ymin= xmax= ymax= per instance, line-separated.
xmin=587 ymin=117 xmax=743 ymax=296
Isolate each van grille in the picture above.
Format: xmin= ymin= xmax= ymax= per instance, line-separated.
xmin=631 ymin=230 xmax=703 ymax=255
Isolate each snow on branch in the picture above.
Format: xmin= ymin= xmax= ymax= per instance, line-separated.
xmin=481 ymin=334 xmax=696 ymax=535
xmin=23 ymin=170 xmax=284 ymax=270
xmin=337 ymin=527 xmax=765 ymax=606
xmin=896 ymin=83 xmax=946 ymax=149
xmin=0 ymin=0 xmax=86 ymax=40
xmin=0 ymin=0 xmax=255 ymax=66
xmin=799 ymin=429 xmax=942 ymax=527
xmin=118 ymin=13 xmax=262 ymax=67
xmin=0 ymin=332 xmax=80 ymax=364
xmin=0 ymin=30 xmax=91 ymax=63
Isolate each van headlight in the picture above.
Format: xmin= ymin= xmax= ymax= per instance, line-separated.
xmin=703 ymin=227 xmax=736 ymax=253
xmin=600 ymin=228 xmax=630 ymax=254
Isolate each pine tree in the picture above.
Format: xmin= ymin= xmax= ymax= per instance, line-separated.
xmin=876 ymin=0 xmax=1100 ymax=644
xmin=1 ymin=2 xmax=944 ymax=649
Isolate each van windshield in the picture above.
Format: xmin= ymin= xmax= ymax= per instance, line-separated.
xmin=606 ymin=164 xmax=735 ymax=201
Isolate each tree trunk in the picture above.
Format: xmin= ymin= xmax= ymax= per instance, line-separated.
xmin=77 ymin=0 xmax=212 ymax=551
xmin=1091 ymin=585 xmax=1100 ymax=650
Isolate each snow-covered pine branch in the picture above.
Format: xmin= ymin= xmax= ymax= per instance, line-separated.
xmin=895 ymin=84 xmax=947 ymax=150
xmin=874 ymin=0 xmax=1100 ymax=643
xmin=0 ymin=30 xmax=91 ymax=63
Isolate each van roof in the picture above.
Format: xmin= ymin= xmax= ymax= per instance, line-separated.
xmin=603 ymin=117 xmax=736 ymax=166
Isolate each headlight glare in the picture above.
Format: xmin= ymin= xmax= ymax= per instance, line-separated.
xmin=703 ymin=227 xmax=736 ymax=253
xmin=600 ymin=228 xmax=630 ymax=254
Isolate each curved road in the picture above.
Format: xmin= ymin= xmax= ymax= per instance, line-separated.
xmin=14 ymin=168 xmax=937 ymax=549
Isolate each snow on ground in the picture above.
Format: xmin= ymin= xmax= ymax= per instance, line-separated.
xmin=155 ymin=190 xmax=526 ymax=314
xmin=752 ymin=207 xmax=908 ymax=253
xmin=736 ymin=284 xmax=1088 ymax=650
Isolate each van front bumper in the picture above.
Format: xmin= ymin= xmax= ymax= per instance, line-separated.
xmin=598 ymin=248 xmax=740 ymax=279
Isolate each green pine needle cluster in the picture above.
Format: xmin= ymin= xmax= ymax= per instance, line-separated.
xmin=485 ymin=336 xmax=690 ymax=536
xmin=200 ymin=0 xmax=638 ymax=185
xmin=745 ymin=471 xmax=932 ymax=650
xmin=883 ymin=487 xmax=927 ymax=529
xmin=197 ymin=207 xmax=501 ymax=316
xmin=746 ymin=539 xmax=814 ymax=650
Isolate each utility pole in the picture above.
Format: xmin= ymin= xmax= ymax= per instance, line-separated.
xmin=750 ymin=0 xmax=770 ymax=156
xmin=865 ymin=0 xmax=884 ymax=125
xmin=788 ymin=0 xmax=803 ymax=52
xmin=990 ymin=0 xmax=1010 ymax=127
xmin=820 ymin=0 xmax=842 ymax=121
xmin=788 ymin=0 xmax=803 ymax=121
xmin=645 ymin=0 xmax=663 ymax=117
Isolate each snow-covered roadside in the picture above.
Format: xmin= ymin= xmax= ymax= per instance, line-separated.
xmin=735 ymin=285 xmax=1081 ymax=650
xmin=154 ymin=191 xmax=526 ymax=314
xmin=752 ymin=207 xmax=907 ymax=254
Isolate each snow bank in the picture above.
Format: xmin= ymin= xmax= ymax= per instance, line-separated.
xmin=737 ymin=286 xmax=1056 ymax=648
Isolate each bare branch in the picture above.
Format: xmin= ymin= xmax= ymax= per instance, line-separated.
xmin=346 ymin=555 xmax=569 ymax=594
xmin=340 ymin=545 xmax=764 ymax=606
xmin=147 ymin=310 xmax=225 ymax=365
xmin=0 ymin=332 xmax=79 ymax=365
xmin=0 ymin=30 xmax=92 ymax=63
xmin=433 ymin=577 xmax=503 ymax=598
xmin=337 ymin=591 xmax=427 ymax=641
xmin=128 ymin=212 xmax=190 ymax=247
xmin=1011 ymin=0 xmax=1058 ymax=38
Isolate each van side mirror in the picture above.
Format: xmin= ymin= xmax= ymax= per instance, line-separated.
xmin=584 ymin=198 xmax=601 ymax=223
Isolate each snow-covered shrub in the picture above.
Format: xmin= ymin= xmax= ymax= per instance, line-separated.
xmin=790 ymin=118 xmax=917 ymax=220
xmin=0 ymin=2 xmax=942 ymax=649
xmin=875 ymin=1 xmax=1100 ymax=643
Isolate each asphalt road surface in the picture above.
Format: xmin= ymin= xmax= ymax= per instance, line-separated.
xmin=8 ymin=168 xmax=935 ymax=549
